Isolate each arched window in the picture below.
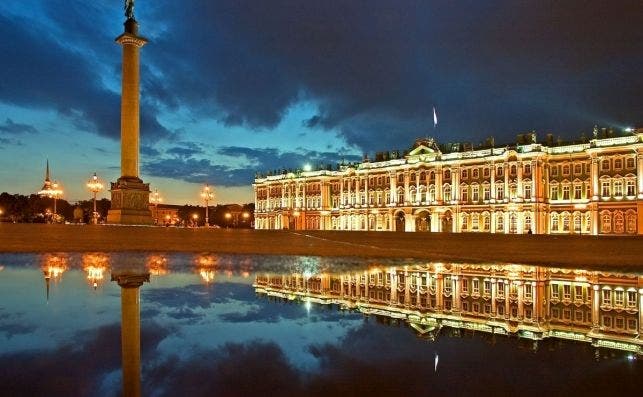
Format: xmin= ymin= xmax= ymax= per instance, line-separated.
xmin=626 ymin=211 xmax=637 ymax=234
xmin=601 ymin=211 xmax=612 ymax=234
xmin=524 ymin=213 xmax=532 ymax=233
xmin=444 ymin=169 xmax=451 ymax=179
xmin=482 ymin=213 xmax=490 ymax=231
xmin=561 ymin=212 xmax=570 ymax=232
xmin=551 ymin=213 xmax=559 ymax=232
xmin=496 ymin=212 xmax=504 ymax=232
xmin=443 ymin=184 xmax=452 ymax=202
xmin=397 ymin=187 xmax=405 ymax=204
xmin=614 ymin=211 xmax=624 ymax=234
xmin=461 ymin=213 xmax=468 ymax=231
xmin=428 ymin=185 xmax=435 ymax=202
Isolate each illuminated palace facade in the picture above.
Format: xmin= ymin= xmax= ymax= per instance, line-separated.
xmin=253 ymin=129 xmax=643 ymax=234
xmin=254 ymin=264 xmax=643 ymax=355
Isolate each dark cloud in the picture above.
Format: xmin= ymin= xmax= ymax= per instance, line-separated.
xmin=0 ymin=12 xmax=172 ymax=143
xmin=0 ymin=321 xmax=170 ymax=397
xmin=142 ymin=157 xmax=251 ymax=186
xmin=0 ymin=322 xmax=36 ymax=338
xmin=142 ymin=284 xmax=215 ymax=309
xmin=141 ymin=0 xmax=642 ymax=153
xmin=0 ymin=118 xmax=37 ymax=135
xmin=165 ymin=142 xmax=205 ymax=158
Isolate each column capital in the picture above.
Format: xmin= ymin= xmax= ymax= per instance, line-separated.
xmin=111 ymin=273 xmax=150 ymax=288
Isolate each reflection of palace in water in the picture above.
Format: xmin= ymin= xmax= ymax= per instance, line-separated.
xmin=255 ymin=263 xmax=643 ymax=355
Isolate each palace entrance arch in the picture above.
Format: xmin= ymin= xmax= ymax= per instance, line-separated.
xmin=415 ymin=211 xmax=431 ymax=232
xmin=395 ymin=211 xmax=406 ymax=232
xmin=441 ymin=210 xmax=453 ymax=232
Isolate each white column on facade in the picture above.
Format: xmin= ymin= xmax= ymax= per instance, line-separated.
xmin=282 ymin=183 xmax=287 ymax=208
xmin=453 ymin=275 xmax=460 ymax=311
xmin=491 ymin=279 xmax=497 ymax=314
xmin=490 ymin=164 xmax=496 ymax=202
xmin=365 ymin=174 xmax=370 ymax=206
xmin=404 ymin=171 xmax=410 ymax=204
xmin=504 ymin=163 xmax=510 ymax=202
xmin=436 ymin=274 xmax=444 ymax=310
xmin=436 ymin=166 xmax=443 ymax=203
xmin=517 ymin=161 xmax=523 ymax=201
xmin=453 ymin=167 xmax=460 ymax=202
xmin=504 ymin=282 xmax=510 ymax=317
xmin=591 ymin=156 xmax=599 ymax=200
xmin=639 ymin=288 xmax=643 ymax=334
xmin=517 ymin=281 xmax=524 ymax=318
xmin=490 ymin=211 xmax=496 ymax=233
xmin=637 ymin=153 xmax=643 ymax=198
xmin=531 ymin=160 xmax=537 ymax=202
xmin=592 ymin=284 xmax=600 ymax=328
xmin=389 ymin=172 xmax=396 ymax=204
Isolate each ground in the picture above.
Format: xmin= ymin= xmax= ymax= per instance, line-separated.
xmin=0 ymin=223 xmax=641 ymax=271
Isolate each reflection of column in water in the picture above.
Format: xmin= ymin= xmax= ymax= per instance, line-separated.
xmin=111 ymin=273 xmax=149 ymax=397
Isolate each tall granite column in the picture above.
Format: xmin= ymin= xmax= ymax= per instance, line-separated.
xmin=112 ymin=272 xmax=149 ymax=397
xmin=107 ymin=12 xmax=153 ymax=225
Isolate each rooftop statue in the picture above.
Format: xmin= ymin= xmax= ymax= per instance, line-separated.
xmin=124 ymin=0 xmax=135 ymax=20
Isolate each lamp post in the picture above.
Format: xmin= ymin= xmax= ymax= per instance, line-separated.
xmin=39 ymin=181 xmax=63 ymax=223
xmin=192 ymin=213 xmax=199 ymax=227
xmin=224 ymin=212 xmax=231 ymax=228
xmin=150 ymin=189 xmax=162 ymax=225
xmin=200 ymin=184 xmax=214 ymax=227
xmin=86 ymin=173 xmax=104 ymax=224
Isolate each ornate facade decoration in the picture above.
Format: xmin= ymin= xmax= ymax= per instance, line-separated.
xmin=254 ymin=130 xmax=643 ymax=235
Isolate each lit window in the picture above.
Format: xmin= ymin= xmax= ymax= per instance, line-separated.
xmin=497 ymin=166 xmax=504 ymax=177
xmin=550 ymin=185 xmax=559 ymax=200
xmin=461 ymin=187 xmax=469 ymax=202
xmin=601 ymin=181 xmax=610 ymax=197
xmin=602 ymin=289 xmax=611 ymax=305
xmin=524 ymin=185 xmax=531 ymax=200
xmin=574 ymin=185 xmax=582 ymax=200
xmin=484 ymin=280 xmax=491 ymax=294
xmin=551 ymin=213 xmax=559 ymax=231
xmin=563 ymin=284 xmax=571 ymax=299
xmin=562 ymin=185 xmax=570 ymax=200
xmin=613 ymin=180 xmax=623 ymax=197
xmin=614 ymin=290 xmax=624 ymax=306
xmin=626 ymin=180 xmax=635 ymax=196
xmin=524 ymin=284 xmax=533 ymax=299
xmin=472 ymin=279 xmax=480 ymax=294
xmin=484 ymin=186 xmax=491 ymax=201
xmin=551 ymin=283 xmax=559 ymax=299
xmin=601 ymin=212 xmax=612 ymax=233
xmin=472 ymin=185 xmax=479 ymax=202
xmin=496 ymin=185 xmax=504 ymax=200
xmin=627 ymin=291 xmax=636 ymax=307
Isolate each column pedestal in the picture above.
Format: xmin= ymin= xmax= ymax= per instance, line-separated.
xmin=107 ymin=177 xmax=153 ymax=225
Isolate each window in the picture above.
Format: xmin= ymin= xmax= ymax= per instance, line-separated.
xmin=524 ymin=214 xmax=532 ymax=233
xmin=496 ymin=213 xmax=504 ymax=232
xmin=497 ymin=185 xmax=504 ymax=200
xmin=562 ymin=213 xmax=570 ymax=232
xmin=483 ymin=214 xmax=490 ymax=231
xmin=574 ymin=164 xmax=582 ymax=175
xmin=574 ymin=310 xmax=584 ymax=322
xmin=462 ymin=169 xmax=468 ymax=179
xmin=614 ymin=290 xmax=624 ymax=306
xmin=461 ymin=279 xmax=469 ymax=293
xmin=461 ymin=214 xmax=468 ymax=231
xmin=626 ymin=157 xmax=635 ymax=169
xmin=524 ymin=185 xmax=531 ymax=200
xmin=562 ymin=165 xmax=570 ymax=175
xmin=551 ymin=166 xmax=558 ymax=176
xmin=614 ymin=212 xmax=624 ymax=234
xmin=472 ymin=185 xmax=479 ymax=202
xmin=484 ymin=186 xmax=491 ymax=201
xmin=550 ymin=185 xmax=559 ymax=200
xmin=601 ymin=212 xmax=612 ymax=233
xmin=472 ymin=168 xmax=479 ymax=179
xmin=472 ymin=279 xmax=480 ymax=294
xmin=615 ymin=317 xmax=625 ymax=329
xmin=613 ymin=180 xmax=623 ymax=197
xmin=626 ymin=180 xmax=635 ymax=196
xmin=601 ymin=181 xmax=610 ymax=197
xmin=614 ymin=158 xmax=622 ymax=170
xmin=602 ymin=289 xmax=611 ymax=305
xmin=524 ymin=164 xmax=531 ymax=174
xmin=461 ymin=187 xmax=469 ymax=202
xmin=484 ymin=280 xmax=491 ymax=294
xmin=562 ymin=185 xmax=570 ymax=200
xmin=601 ymin=159 xmax=610 ymax=171
xmin=510 ymin=165 xmax=517 ymax=175
xmin=628 ymin=319 xmax=637 ymax=331
xmin=551 ymin=283 xmax=559 ymax=299
xmin=443 ymin=185 xmax=452 ymax=201
xmin=471 ymin=213 xmax=479 ymax=230
xmin=574 ymin=185 xmax=582 ymax=200
xmin=497 ymin=166 xmax=503 ymax=177
xmin=525 ymin=284 xmax=533 ymax=299
xmin=602 ymin=316 xmax=612 ymax=327
xmin=483 ymin=167 xmax=490 ymax=177
xmin=563 ymin=284 xmax=571 ymax=299
xmin=444 ymin=169 xmax=451 ymax=179
xmin=627 ymin=290 xmax=636 ymax=307
xmin=551 ymin=213 xmax=559 ymax=231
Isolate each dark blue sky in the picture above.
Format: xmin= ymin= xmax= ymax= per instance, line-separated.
xmin=0 ymin=1 xmax=641 ymax=204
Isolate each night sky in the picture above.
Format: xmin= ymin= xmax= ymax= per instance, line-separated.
xmin=0 ymin=1 xmax=641 ymax=204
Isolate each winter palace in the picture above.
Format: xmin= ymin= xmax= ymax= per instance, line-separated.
xmin=254 ymin=263 xmax=643 ymax=355
xmin=253 ymin=128 xmax=643 ymax=235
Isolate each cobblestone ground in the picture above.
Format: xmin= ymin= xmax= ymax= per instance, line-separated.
xmin=0 ymin=223 xmax=641 ymax=270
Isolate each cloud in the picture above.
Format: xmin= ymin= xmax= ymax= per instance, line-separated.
xmin=0 ymin=12 xmax=172 ymax=143
xmin=0 ymin=321 xmax=170 ymax=396
xmin=0 ymin=118 xmax=37 ymax=135
xmin=136 ymin=0 xmax=643 ymax=153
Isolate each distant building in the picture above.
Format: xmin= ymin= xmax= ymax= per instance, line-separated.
xmin=254 ymin=263 xmax=643 ymax=355
xmin=149 ymin=204 xmax=181 ymax=225
xmin=254 ymin=128 xmax=643 ymax=235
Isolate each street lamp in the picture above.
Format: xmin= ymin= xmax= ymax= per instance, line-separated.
xmin=225 ymin=212 xmax=231 ymax=228
xmin=86 ymin=173 xmax=104 ymax=224
xmin=150 ymin=188 xmax=162 ymax=225
xmin=39 ymin=181 xmax=63 ymax=222
xmin=192 ymin=213 xmax=199 ymax=227
xmin=200 ymin=184 xmax=214 ymax=227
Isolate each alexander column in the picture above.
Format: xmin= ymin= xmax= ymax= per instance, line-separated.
xmin=107 ymin=0 xmax=154 ymax=225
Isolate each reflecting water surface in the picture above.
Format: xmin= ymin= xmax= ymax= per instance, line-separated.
xmin=0 ymin=253 xmax=641 ymax=396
